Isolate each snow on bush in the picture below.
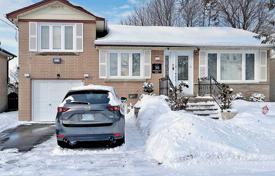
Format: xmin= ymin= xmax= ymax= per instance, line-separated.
xmin=143 ymin=82 xmax=154 ymax=94
xmin=231 ymin=92 xmax=245 ymax=100
xmin=136 ymin=96 xmax=275 ymax=167
xmin=249 ymin=93 xmax=265 ymax=102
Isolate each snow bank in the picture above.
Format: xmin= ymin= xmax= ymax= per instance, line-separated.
xmin=0 ymin=111 xmax=19 ymax=133
xmin=136 ymin=96 xmax=275 ymax=167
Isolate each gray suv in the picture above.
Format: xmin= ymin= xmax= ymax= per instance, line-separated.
xmin=55 ymin=85 xmax=127 ymax=148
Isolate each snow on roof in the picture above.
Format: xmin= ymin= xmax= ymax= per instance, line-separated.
xmin=95 ymin=25 xmax=271 ymax=48
xmin=70 ymin=84 xmax=115 ymax=93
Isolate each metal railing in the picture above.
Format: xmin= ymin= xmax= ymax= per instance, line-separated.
xmin=198 ymin=76 xmax=223 ymax=109
xmin=159 ymin=76 xmax=175 ymax=96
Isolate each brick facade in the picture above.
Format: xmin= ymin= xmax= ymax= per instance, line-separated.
xmin=18 ymin=20 xmax=165 ymax=121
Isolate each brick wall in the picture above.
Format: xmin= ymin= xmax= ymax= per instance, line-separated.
xmin=18 ymin=20 xmax=165 ymax=120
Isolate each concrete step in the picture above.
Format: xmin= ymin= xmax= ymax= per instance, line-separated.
xmin=188 ymin=96 xmax=214 ymax=103
xmin=186 ymin=107 xmax=219 ymax=111
xmin=187 ymin=102 xmax=216 ymax=107
xmin=193 ymin=110 xmax=219 ymax=115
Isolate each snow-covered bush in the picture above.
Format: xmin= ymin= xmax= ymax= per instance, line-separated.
xmin=231 ymin=92 xmax=245 ymax=100
xmin=249 ymin=93 xmax=265 ymax=102
xmin=220 ymin=84 xmax=234 ymax=110
xmin=143 ymin=82 xmax=154 ymax=94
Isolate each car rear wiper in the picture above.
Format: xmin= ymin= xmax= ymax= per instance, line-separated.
xmin=68 ymin=101 xmax=90 ymax=105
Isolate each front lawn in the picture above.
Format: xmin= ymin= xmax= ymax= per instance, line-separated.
xmin=136 ymin=95 xmax=275 ymax=169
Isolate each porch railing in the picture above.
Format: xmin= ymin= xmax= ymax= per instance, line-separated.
xmin=198 ymin=76 xmax=223 ymax=109
xmin=159 ymin=76 xmax=175 ymax=96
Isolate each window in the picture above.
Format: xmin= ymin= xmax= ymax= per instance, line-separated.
xmin=37 ymin=23 xmax=83 ymax=52
xmin=178 ymin=56 xmax=189 ymax=80
xmin=121 ymin=53 xmax=130 ymax=76
xmin=108 ymin=51 xmax=142 ymax=78
xmin=165 ymin=56 xmax=170 ymax=77
xmin=220 ymin=53 xmax=242 ymax=80
xmin=53 ymin=26 xmax=61 ymax=49
xmin=132 ymin=53 xmax=141 ymax=76
xmin=41 ymin=26 xmax=49 ymax=49
xmin=65 ymin=26 xmax=74 ymax=50
xmin=64 ymin=90 xmax=109 ymax=104
xmin=246 ymin=54 xmax=255 ymax=80
xmin=208 ymin=53 xmax=217 ymax=79
xmin=110 ymin=53 xmax=118 ymax=76
xmin=204 ymin=51 xmax=259 ymax=82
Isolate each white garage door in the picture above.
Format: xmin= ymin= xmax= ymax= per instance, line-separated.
xmin=32 ymin=80 xmax=83 ymax=122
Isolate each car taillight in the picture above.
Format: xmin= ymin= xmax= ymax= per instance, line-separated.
xmin=57 ymin=107 xmax=70 ymax=113
xmin=108 ymin=105 xmax=120 ymax=111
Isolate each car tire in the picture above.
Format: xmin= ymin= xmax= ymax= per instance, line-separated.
xmin=57 ymin=141 xmax=69 ymax=148
xmin=116 ymin=137 xmax=125 ymax=146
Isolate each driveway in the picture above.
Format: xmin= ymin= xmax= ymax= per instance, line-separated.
xmin=0 ymin=124 xmax=55 ymax=152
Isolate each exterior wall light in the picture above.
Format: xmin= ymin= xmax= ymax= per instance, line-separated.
xmin=24 ymin=73 xmax=30 ymax=78
xmin=84 ymin=74 xmax=90 ymax=79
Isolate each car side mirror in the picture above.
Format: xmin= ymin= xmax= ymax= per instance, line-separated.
xmin=121 ymin=97 xmax=128 ymax=103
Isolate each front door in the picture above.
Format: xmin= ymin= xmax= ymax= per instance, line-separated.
xmin=176 ymin=52 xmax=193 ymax=95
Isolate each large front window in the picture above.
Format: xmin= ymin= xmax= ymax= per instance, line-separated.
xmin=108 ymin=52 xmax=141 ymax=78
xmin=220 ymin=53 xmax=242 ymax=80
xmin=205 ymin=52 xmax=256 ymax=82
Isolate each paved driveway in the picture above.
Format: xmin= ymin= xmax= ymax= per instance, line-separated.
xmin=0 ymin=124 xmax=55 ymax=152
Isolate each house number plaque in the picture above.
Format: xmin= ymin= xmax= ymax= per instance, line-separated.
xmin=152 ymin=64 xmax=162 ymax=74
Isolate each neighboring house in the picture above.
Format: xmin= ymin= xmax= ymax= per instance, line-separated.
xmin=6 ymin=0 xmax=273 ymax=122
xmin=0 ymin=47 xmax=16 ymax=112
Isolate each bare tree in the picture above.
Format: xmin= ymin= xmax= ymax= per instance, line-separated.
xmin=121 ymin=0 xmax=176 ymax=26
xmin=121 ymin=0 xmax=273 ymax=40
xmin=177 ymin=0 xmax=203 ymax=27
xmin=201 ymin=0 xmax=220 ymax=26
xmin=216 ymin=0 xmax=271 ymax=32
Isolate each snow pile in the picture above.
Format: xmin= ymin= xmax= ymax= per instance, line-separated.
xmin=0 ymin=111 xmax=19 ymax=133
xmin=136 ymin=96 xmax=275 ymax=167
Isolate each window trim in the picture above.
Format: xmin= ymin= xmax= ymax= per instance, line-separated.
xmin=38 ymin=23 xmax=77 ymax=52
xmin=201 ymin=50 xmax=259 ymax=83
xmin=107 ymin=50 xmax=145 ymax=79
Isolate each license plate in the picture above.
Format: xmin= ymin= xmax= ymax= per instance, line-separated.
xmin=82 ymin=114 xmax=95 ymax=121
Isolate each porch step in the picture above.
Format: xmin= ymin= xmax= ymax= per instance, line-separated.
xmin=186 ymin=98 xmax=220 ymax=120
xmin=188 ymin=96 xmax=214 ymax=103
xmin=193 ymin=110 xmax=219 ymax=115
xmin=186 ymin=107 xmax=218 ymax=111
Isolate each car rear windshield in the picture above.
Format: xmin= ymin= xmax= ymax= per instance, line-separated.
xmin=63 ymin=90 xmax=110 ymax=104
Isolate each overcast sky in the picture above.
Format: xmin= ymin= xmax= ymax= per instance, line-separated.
xmin=0 ymin=0 xmax=145 ymax=70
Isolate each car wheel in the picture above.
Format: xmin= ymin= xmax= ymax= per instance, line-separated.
xmin=116 ymin=137 xmax=125 ymax=146
xmin=57 ymin=141 xmax=69 ymax=148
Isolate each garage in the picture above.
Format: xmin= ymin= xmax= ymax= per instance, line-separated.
xmin=32 ymin=80 xmax=83 ymax=122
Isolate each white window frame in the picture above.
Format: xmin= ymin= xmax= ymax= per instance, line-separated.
xmin=107 ymin=50 xmax=145 ymax=79
xmin=38 ymin=23 xmax=78 ymax=52
xmin=200 ymin=50 xmax=260 ymax=83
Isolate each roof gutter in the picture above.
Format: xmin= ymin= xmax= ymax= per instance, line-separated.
xmin=94 ymin=43 xmax=274 ymax=50
xmin=0 ymin=48 xmax=17 ymax=60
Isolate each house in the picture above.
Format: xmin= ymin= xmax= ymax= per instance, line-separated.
xmin=6 ymin=0 xmax=273 ymax=122
xmin=0 ymin=47 xmax=16 ymax=112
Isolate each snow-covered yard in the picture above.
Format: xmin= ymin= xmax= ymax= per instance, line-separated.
xmin=1 ymin=97 xmax=275 ymax=175
xmin=137 ymin=95 xmax=275 ymax=175
xmin=0 ymin=111 xmax=20 ymax=133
